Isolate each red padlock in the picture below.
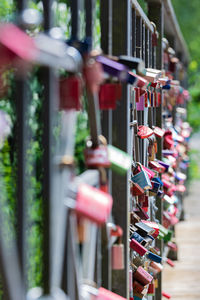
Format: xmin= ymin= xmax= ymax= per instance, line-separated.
xmin=135 ymin=87 xmax=140 ymax=103
xmin=137 ymin=125 xmax=154 ymax=139
xmin=147 ymin=282 xmax=155 ymax=295
xmin=162 ymin=291 xmax=171 ymax=299
xmin=166 ymin=258 xmax=175 ymax=267
xmin=144 ymin=91 xmax=148 ymax=107
xmin=164 ymin=130 xmax=174 ymax=149
xmin=133 ymin=280 xmax=145 ymax=293
xmin=75 ymin=184 xmax=113 ymax=225
xmin=59 ymin=76 xmax=82 ymax=110
xmin=84 ymin=145 xmax=111 ymax=168
xmin=130 ymin=182 xmax=144 ymax=196
xmin=99 ymin=83 xmax=122 ymax=110
xmin=157 ymin=92 xmax=161 ymax=106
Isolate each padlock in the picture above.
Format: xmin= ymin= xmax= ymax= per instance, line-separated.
xmin=162 ymin=291 xmax=171 ymax=299
xmin=135 ymin=87 xmax=140 ymax=103
xmin=111 ymin=226 xmax=124 ymax=270
xmin=133 ymin=280 xmax=145 ymax=294
xmin=163 ymin=212 xmax=171 ymax=228
xmin=141 ymin=221 xmax=159 ymax=239
xmin=148 ymin=137 xmax=156 ymax=161
xmin=147 ymin=282 xmax=155 ymax=296
xmin=107 ymin=145 xmax=132 ymax=175
xmin=157 ymin=92 xmax=161 ymax=106
xmin=133 ymin=204 xmax=149 ymax=220
xmin=153 ymin=126 xmax=165 ymax=138
xmin=99 ymin=83 xmax=122 ymax=110
xmin=133 ymin=266 xmax=153 ymax=286
xmin=136 ymin=94 xmax=145 ymax=111
xmin=59 ymin=75 xmax=82 ymax=110
xmin=140 ymin=195 xmax=149 ymax=208
xmin=163 ymin=130 xmax=174 ymax=150
xmin=157 ymin=160 xmax=170 ymax=171
xmin=131 ymin=163 xmax=152 ymax=190
xmin=134 ymin=222 xmax=155 ymax=237
xmin=130 ymin=182 xmax=144 ymax=196
xmin=130 ymin=232 xmax=144 ymax=244
xmin=81 ymin=285 xmax=126 ymax=300
xmin=140 ymin=235 xmax=154 ymax=247
xmin=150 ymin=262 xmax=163 ymax=274
xmin=137 ymin=125 xmax=154 ymax=139
xmin=149 ymin=161 xmax=165 ymax=173
xmin=166 ymin=258 xmax=175 ymax=267
xmin=133 ymin=74 xmax=148 ymax=88
xmin=130 ymin=212 xmax=141 ymax=225
xmin=118 ymin=55 xmax=145 ymax=75
xmin=96 ymin=55 xmax=128 ymax=82
xmin=0 ymin=23 xmax=37 ymax=65
xmin=84 ymin=144 xmax=110 ymax=168
xmin=149 ymin=180 xmax=160 ymax=196
xmin=130 ymin=239 xmax=148 ymax=256
xmin=148 ymin=266 xmax=158 ymax=278
xmin=142 ymin=166 xmax=156 ymax=180
xmin=154 ymin=278 xmax=158 ymax=289
xmin=75 ymin=183 xmax=113 ymax=225
xmin=127 ymin=71 xmax=138 ymax=85
xmin=98 ymin=287 xmax=127 ymax=300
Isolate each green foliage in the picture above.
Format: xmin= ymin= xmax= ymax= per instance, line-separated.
xmin=171 ymin=1 xmax=200 ymax=135
xmin=188 ymin=149 xmax=200 ymax=180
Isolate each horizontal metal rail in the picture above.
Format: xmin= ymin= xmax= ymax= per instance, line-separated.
xmin=132 ymin=0 xmax=154 ymax=33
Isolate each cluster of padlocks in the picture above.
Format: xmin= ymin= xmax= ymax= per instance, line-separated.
xmin=0 ymin=3 xmax=191 ymax=300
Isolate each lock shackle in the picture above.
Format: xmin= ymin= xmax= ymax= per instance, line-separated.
xmin=110 ymin=225 xmax=123 ymax=237
xmin=85 ymin=134 xmax=107 ymax=148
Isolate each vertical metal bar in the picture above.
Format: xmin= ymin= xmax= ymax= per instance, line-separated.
xmin=132 ymin=9 xmax=136 ymax=57
xmin=71 ymin=0 xmax=80 ymax=39
xmin=41 ymin=0 xmax=54 ymax=294
xmin=100 ymin=0 xmax=113 ymax=290
xmin=112 ymin=0 xmax=131 ymax=297
xmin=136 ymin=16 xmax=142 ymax=58
xmin=145 ymin=28 xmax=149 ymax=68
xmin=142 ymin=22 xmax=145 ymax=61
xmin=62 ymin=1 xmax=81 ymax=297
xmin=15 ymin=0 xmax=28 ymax=283
xmin=85 ymin=0 xmax=94 ymax=39
xmin=147 ymin=3 xmax=164 ymax=300
xmin=149 ymin=32 xmax=153 ymax=68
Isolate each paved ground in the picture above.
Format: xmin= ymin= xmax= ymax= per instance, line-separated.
xmin=163 ymin=133 xmax=200 ymax=299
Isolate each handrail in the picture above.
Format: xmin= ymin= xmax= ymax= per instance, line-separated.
xmin=132 ymin=0 xmax=154 ymax=33
xmin=163 ymin=0 xmax=190 ymax=64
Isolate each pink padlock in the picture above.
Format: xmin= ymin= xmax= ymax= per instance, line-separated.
xmin=111 ymin=243 xmax=124 ymax=270
xmin=97 ymin=287 xmax=126 ymax=300
xmin=75 ymin=184 xmax=113 ymax=225
xmin=111 ymin=226 xmax=124 ymax=270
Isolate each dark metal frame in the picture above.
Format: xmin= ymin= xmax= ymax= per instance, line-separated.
xmin=0 ymin=0 xmax=189 ymax=299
